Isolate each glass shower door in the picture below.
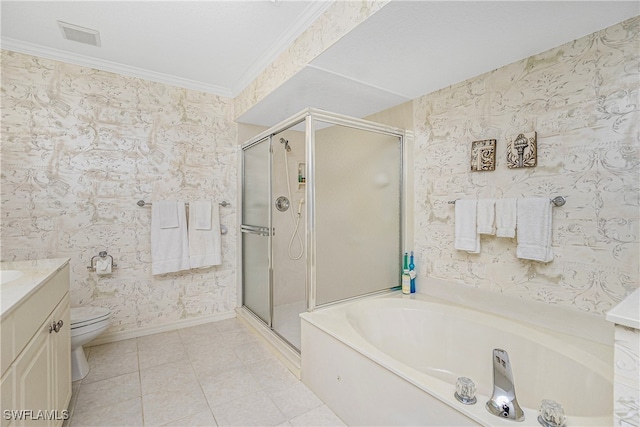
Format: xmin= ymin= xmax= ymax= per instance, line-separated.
xmin=241 ymin=137 xmax=271 ymax=325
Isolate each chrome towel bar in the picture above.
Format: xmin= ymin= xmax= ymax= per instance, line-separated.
xmin=137 ymin=200 xmax=230 ymax=207
xmin=448 ymin=196 xmax=566 ymax=207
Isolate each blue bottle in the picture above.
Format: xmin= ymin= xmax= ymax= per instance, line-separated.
xmin=409 ymin=251 xmax=416 ymax=293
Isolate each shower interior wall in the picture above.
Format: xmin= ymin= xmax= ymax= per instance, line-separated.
xmin=271 ymin=129 xmax=307 ymax=308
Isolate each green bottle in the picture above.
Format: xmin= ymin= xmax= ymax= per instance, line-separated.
xmin=402 ymin=252 xmax=410 ymax=294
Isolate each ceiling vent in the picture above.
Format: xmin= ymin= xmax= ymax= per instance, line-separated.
xmin=57 ymin=21 xmax=101 ymax=47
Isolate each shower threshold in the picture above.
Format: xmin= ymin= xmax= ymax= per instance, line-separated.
xmin=236 ymin=306 xmax=302 ymax=378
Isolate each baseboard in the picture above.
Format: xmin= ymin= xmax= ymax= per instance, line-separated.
xmin=236 ymin=306 xmax=301 ymax=379
xmin=87 ymin=311 xmax=236 ymax=346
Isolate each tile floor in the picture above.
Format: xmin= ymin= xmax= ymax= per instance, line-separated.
xmin=66 ymin=318 xmax=345 ymax=426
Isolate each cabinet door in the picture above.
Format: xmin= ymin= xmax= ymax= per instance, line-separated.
xmin=14 ymin=322 xmax=51 ymax=426
xmin=50 ymin=296 xmax=71 ymax=418
xmin=1 ymin=368 xmax=14 ymax=427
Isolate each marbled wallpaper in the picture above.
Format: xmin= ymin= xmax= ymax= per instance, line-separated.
xmin=1 ymin=50 xmax=238 ymax=334
xmin=413 ymin=17 xmax=639 ymax=316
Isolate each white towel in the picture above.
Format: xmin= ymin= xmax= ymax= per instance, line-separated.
xmin=189 ymin=201 xmax=222 ymax=268
xmin=496 ymin=198 xmax=517 ymax=238
xmin=157 ymin=200 xmax=179 ymax=229
xmin=454 ymin=199 xmax=480 ymax=253
xmin=151 ymin=201 xmax=190 ymax=275
xmin=516 ymin=197 xmax=554 ymax=262
xmin=477 ymin=198 xmax=496 ymax=235
xmin=192 ymin=201 xmax=212 ymax=230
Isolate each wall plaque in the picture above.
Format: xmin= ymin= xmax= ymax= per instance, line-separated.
xmin=507 ymin=132 xmax=537 ymax=168
xmin=470 ymin=139 xmax=496 ymax=172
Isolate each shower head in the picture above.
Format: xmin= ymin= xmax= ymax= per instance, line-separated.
xmin=279 ymin=138 xmax=291 ymax=152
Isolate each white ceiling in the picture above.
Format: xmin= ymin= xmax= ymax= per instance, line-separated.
xmin=2 ymin=1 xmax=638 ymax=127
xmin=0 ymin=1 xmax=330 ymax=96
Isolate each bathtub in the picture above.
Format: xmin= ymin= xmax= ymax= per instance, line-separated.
xmin=300 ymin=288 xmax=613 ymax=426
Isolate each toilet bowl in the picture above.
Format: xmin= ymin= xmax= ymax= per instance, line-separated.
xmin=70 ymin=306 xmax=111 ymax=381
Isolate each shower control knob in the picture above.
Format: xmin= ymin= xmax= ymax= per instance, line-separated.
xmin=538 ymin=399 xmax=566 ymax=427
xmin=455 ymin=377 xmax=477 ymax=405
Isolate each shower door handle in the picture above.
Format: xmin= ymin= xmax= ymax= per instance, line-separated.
xmin=241 ymin=224 xmax=270 ymax=236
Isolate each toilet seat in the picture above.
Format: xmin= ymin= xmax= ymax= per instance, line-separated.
xmin=71 ymin=306 xmax=111 ymax=330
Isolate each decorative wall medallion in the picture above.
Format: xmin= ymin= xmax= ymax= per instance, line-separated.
xmin=470 ymin=139 xmax=496 ymax=172
xmin=507 ymin=132 xmax=537 ymax=168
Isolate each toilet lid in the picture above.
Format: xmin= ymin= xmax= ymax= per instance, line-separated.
xmin=71 ymin=306 xmax=111 ymax=327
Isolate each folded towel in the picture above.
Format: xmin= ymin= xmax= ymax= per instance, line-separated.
xmin=477 ymin=198 xmax=496 ymax=235
xmin=516 ymin=197 xmax=553 ymax=262
xmin=151 ymin=201 xmax=190 ymax=275
xmin=454 ymin=199 xmax=480 ymax=253
xmin=157 ymin=200 xmax=179 ymax=229
xmin=192 ymin=201 xmax=212 ymax=230
xmin=189 ymin=201 xmax=222 ymax=269
xmin=495 ymin=198 xmax=517 ymax=238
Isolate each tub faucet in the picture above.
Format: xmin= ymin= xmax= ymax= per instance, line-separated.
xmin=486 ymin=348 xmax=525 ymax=422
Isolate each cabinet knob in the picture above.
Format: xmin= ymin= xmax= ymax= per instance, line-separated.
xmin=49 ymin=320 xmax=64 ymax=333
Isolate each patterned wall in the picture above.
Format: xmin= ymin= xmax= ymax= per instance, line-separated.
xmin=1 ymin=50 xmax=238 ymax=334
xmin=413 ymin=17 xmax=639 ymax=316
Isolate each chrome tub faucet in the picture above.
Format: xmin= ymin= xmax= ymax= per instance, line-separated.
xmin=486 ymin=348 xmax=525 ymax=422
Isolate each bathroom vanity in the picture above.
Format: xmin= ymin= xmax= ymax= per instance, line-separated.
xmin=1 ymin=258 xmax=71 ymax=427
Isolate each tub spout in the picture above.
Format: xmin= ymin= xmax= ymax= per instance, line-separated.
xmin=486 ymin=348 xmax=525 ymax=422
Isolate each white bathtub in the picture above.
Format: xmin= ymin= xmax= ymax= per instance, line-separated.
xmin=300 ymin=288 xmax=613 ymax=426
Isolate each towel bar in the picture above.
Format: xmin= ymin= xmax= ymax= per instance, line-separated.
xmin=448 ymin=196 xmax=566 ymax=207
xmin=137 ymin=200 xmax=230 ymax=208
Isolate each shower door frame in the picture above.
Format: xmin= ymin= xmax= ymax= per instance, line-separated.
xmin=239 ymin=107 xmax=406 ymax=339
xmin=240 ymin=112 xmax=308 ymax=345
xmin=304 ymin=109 xmax=406 ymax=311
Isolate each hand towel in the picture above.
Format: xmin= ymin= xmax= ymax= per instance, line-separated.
xmin=157 ymin=200 xmax=179 ymax=229
xmin=95 ymin=258 xmax=112 ymax=276
xmin=192 ymin=201 xmax=212 ymax=230
xmin=516 ymin=197 xmax=554 ymax=262
xmin=454 ymin=199 xmax=480 ymax=253
xmin=495 ymin=198 xmax=517 ymax=238
xmin=189 ymin=201 xmax=222 ymax=269
xmin=151 ymin=201 xmax=190 ymax=275
xmin=477 ymin=198 xmax=496 ymax=235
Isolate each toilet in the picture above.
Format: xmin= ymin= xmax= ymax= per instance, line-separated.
xmin=70 ymin=306 xmax=111 ymax=381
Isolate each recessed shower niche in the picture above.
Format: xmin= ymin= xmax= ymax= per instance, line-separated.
xmin=239 ymin=108 xmax=405 ymax=365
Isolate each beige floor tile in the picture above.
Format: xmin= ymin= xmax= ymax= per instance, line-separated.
xmin=70 ymin=397 xmax=143 ymax=427
xmin=75 ymin=371 xmax=141 ymax=412
xmin=142 ymin=382 xmax=209 ymax=427
xmin=83 ymin=348 xmax=139 ymax=384
xmin=69 ymin=317 xmax=343 ymax=427
xmin=189 ymin=345 xmax=243 ymax=377
xmin=177 ymin=322 xmax=220 ymax=343
xmin=217 ymin=328 xmax=260 ymax=347
xmin=289 ymin=405 xmax=346 ymax=427
xmin=140 ymin=360 xmax=199 ymax=396
xmin=246 ymin=358 xmax=296 ymax=389
xmin=86 ymin=339 xmax=138 ymax=362
xmin=211 ymin=391 xmax=286 ymax=426
xmin=199 ymin=366 xmax=261 ymax=407
xmin=213 ymin=318 xmax=247 ymax=333
xmin=264 ymin=376 xmax=323 ymax=419
xmin=161 ymin=409 xmax=218 ymax=427
xmin=137 ymin=331 xmax=182 ymax=351
xmin=233 ymin=340 xmax=275 ymax=365
xmin=138 ymin=345 xmax=188 ymax=370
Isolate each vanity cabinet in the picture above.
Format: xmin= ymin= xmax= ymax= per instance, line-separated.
xmin=1 ymin=262 xmax=71 ymax=427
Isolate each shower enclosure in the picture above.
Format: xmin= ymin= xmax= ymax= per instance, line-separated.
xmin=240 ymin=108 xmax=405 ymax=360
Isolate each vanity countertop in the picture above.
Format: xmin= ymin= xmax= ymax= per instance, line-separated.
xmin=1 ymin=258 xmax=70 ymax=319
xmin=606 ymin=288 xmax=640 ymax=330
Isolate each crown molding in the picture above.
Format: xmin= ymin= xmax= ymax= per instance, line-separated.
xmin=231 ymin=0 xmax=334 ymax=96
xmin=1 ymin=37 xmax=234 ymax=98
